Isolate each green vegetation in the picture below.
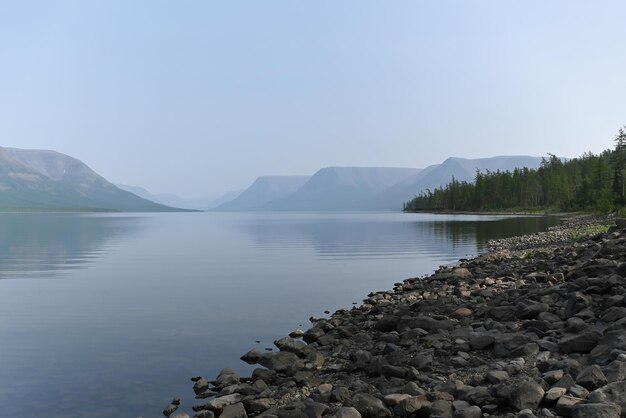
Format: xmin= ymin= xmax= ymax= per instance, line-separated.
xmin=404 ymin=126 xmax=626 ymax=213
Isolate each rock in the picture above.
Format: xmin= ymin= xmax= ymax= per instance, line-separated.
xmin=559 ymin=331 xmax=601 ymax=354
xmin=494 ymin=334 xmax=532 ymax=357
xmin=604 ymin=358 xmax=626 ymax=382
xmin=383 ymin=394 xmax=412 ymax=406
xmin=452 ymin=406 xmax=482 ymax=418
xmin=468 ymin=332 xmax=495 ymax=350
xmin=428 ymin=400 xmax=453 ymax=417
xmin=193 ymin=412 xmax=214 ymax=418
xmin=259 ymin=351 xmax=303 ymax=374
xmin=331 ymin=387 xmax=352 ymax=402
xmin=452 ymin=308 xmax=473 ymax=319
xmin=241 ymin=348 xmax=264 ymax=364
xmin=393 ymin=396 xmax=431 ymax=417
xmin=244 ymin=398 xmax=272 ymax=413
xmin=576 ymin=365 xmax=608 ymax=390
xmin=544 ymin=387 xmax=567 ymax=404
xmin=350 ymin=393 xmax=392 ymax=418
xmin=193 ymin=378 xmax=210 ymax=395
xmin=571 ymin=403 xmax=621 ymax=418
xmin=486 ymin=370 xmax=510 ymax=384
xmin=555 ymin=395 xmax=584 ymax=416
xmin=509 ymin=381 xmax=545 ymax=411
xmin=220 ymin=403 xmax=247 ymax=418
xmin=325 ymin=407 xmax=362 ymax=418
xmin=303 ymin=401 xmax=329 ymax=418
xmin=588 ymin=381 xmax=626 ymax=413
xmin=194 ymin=394 xmax=243 ymax=413
xmin=163 ymin=404 xmax=179 ymax=417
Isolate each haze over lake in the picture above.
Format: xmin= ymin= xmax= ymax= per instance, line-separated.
xmin=0 ymin=212 xmax=560 ymax=417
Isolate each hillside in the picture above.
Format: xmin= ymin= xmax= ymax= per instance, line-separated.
xmin=0 ymin=147 xmax=183 ymax=212
xmin=214 ymin=176 xmax=311 ymax=211
xmin=260 ymin=167 xmax=421 ymax=211
xmin=372 ymin=156 xmax=544 ymax=210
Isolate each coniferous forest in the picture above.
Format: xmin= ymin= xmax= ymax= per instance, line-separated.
xmin=403 ymin=127 xmax=626 ymax=213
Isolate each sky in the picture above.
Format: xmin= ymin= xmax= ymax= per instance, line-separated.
xmin=1 ymin=1 xmax=625 ymax=198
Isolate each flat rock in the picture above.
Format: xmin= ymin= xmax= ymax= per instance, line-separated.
xmin=571 ymin=403 xmax=621 ymax=418
xmin=325 ymin=407 xmax=362 ymax=418
xmin=220 ymin=402 xmax=247 ymax=418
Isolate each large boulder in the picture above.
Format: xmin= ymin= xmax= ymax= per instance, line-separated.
xmin=588 ymin=381 xmax=626 ymax=415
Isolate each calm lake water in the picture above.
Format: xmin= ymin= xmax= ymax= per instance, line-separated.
xmin=0 ymin=212 xmax=561 ymax=417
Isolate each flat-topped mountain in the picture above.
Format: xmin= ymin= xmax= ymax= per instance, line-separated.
xmin=0 ymin=147 xmax=182 ymax=212
xmin=261 ymin=167 xmax=422 ymax=211
xmin=215 ymin=176 xmax=311 ymax=211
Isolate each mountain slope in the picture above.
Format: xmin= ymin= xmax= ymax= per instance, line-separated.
xmin=214 ymin=176 xmax=311 ymax=211
xmin=0 ymin=147 xmax=183 ymax=212
xmin=260 ymin=167 xmax=422 ymax=211
xmin=115 ymin=183 xmax=244 ymax=210
xmin=373 ymin=155 xmax=544 ymax=210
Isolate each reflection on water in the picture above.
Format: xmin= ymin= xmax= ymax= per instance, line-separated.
xmin=239 ymin=213 xmax=561 ymax=260
xmin=0 ymin=213 xmax=145 ymax=279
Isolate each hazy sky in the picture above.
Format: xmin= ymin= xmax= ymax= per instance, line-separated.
xmin=1 ymin=1 xmax=625 ymax=197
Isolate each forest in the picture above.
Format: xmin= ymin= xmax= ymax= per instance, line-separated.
xmin=403 ymin=127 xmax=626 ymax=213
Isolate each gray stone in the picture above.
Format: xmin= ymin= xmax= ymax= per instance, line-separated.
xmin=544 ymin=387 xmax=567 ymax=404
xmin=351 ymin=393 xmax=392 ymax=418
xmin=604 ymin=358 xmax=626 ymax=383
xmin=240 ymin=348 xmax=264 ymax=364
xmin=555 ymin=395 xmax=584 ymax=416
xmin=559 ymin=331 xmax=601 ymax=354
xmin=588 ymin=381 xmax=626 ymax=413
xmin=576 ymin=365 xmax=608 ymax=390
xmin=509 ymin=381 xmax=545 ymax=411
xmin=428 ymin=400 xmax=453 ymax=418
xmin=393 ymin=396 xmax=431 ymax=417
xmin=163 ymin=404 xmax=178 ymax=417
xmin=452 ymin=405 xmax=482 ymax=418
xmin=258 ymin=351 xmax=303 ymax=374
xmin=494 ymin=334 xmax=532 ymax=357
xmin=193 ymin=378 xmax=210 ymax=395
xmin=486 ymin=370 xmax=509 ymax=384
xmin=220 ymin=403 xmax=247 ymax=418
xmin=468 ymin=332 xmax=496 ymax=350
xmin=325 ymin=407 xmax=362 ymax=418
xmin=243 ymin=398 xmax=271 ymax=413
xmin=571 ymin=403 xmax=621 ymax=418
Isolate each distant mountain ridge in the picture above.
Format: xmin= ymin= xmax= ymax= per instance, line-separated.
xmin=115 ymin=183 xmax=242 ymax=210
xmin=214 ymin=156 xmax=544 ymax=211
xmin=261 ymin=167 xmax=422 ymax=211
xmin=0 ymin=147 xmax=183 ymax=212
xmin=215 ymin=176 xmax=311 ymax=211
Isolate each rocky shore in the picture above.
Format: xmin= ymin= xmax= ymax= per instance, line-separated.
xmin=164 ymin=214 xmax=626 ymax=418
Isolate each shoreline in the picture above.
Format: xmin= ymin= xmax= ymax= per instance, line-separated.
xmin=165 ymin=214 xmax=624 ymax=418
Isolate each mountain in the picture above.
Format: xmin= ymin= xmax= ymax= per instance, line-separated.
xmin=214 ymin=176 xmax=311 ymax=211
xmin=260 ymin=167 xmax=422 ymax=211
xmin=0 ymin=147 xmax=183 ymax=212
xmin=114 ymin=183 xmax=241 ymax=210
xmin=373 ymin=155 xmax=544 ymax=210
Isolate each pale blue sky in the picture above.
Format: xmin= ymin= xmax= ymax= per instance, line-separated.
xmin=1 ymin=1 xmax=625 ymax=197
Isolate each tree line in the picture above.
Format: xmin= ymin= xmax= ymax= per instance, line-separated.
xmin=403 ymin=127 xmax=626 ymax=213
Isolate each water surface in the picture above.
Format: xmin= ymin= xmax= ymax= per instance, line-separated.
xmin=0 ymin=212 xmax=560 ymax=417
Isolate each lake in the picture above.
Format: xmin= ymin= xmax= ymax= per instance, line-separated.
xmin=0 ymin=212 xmax=561 ymax=417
